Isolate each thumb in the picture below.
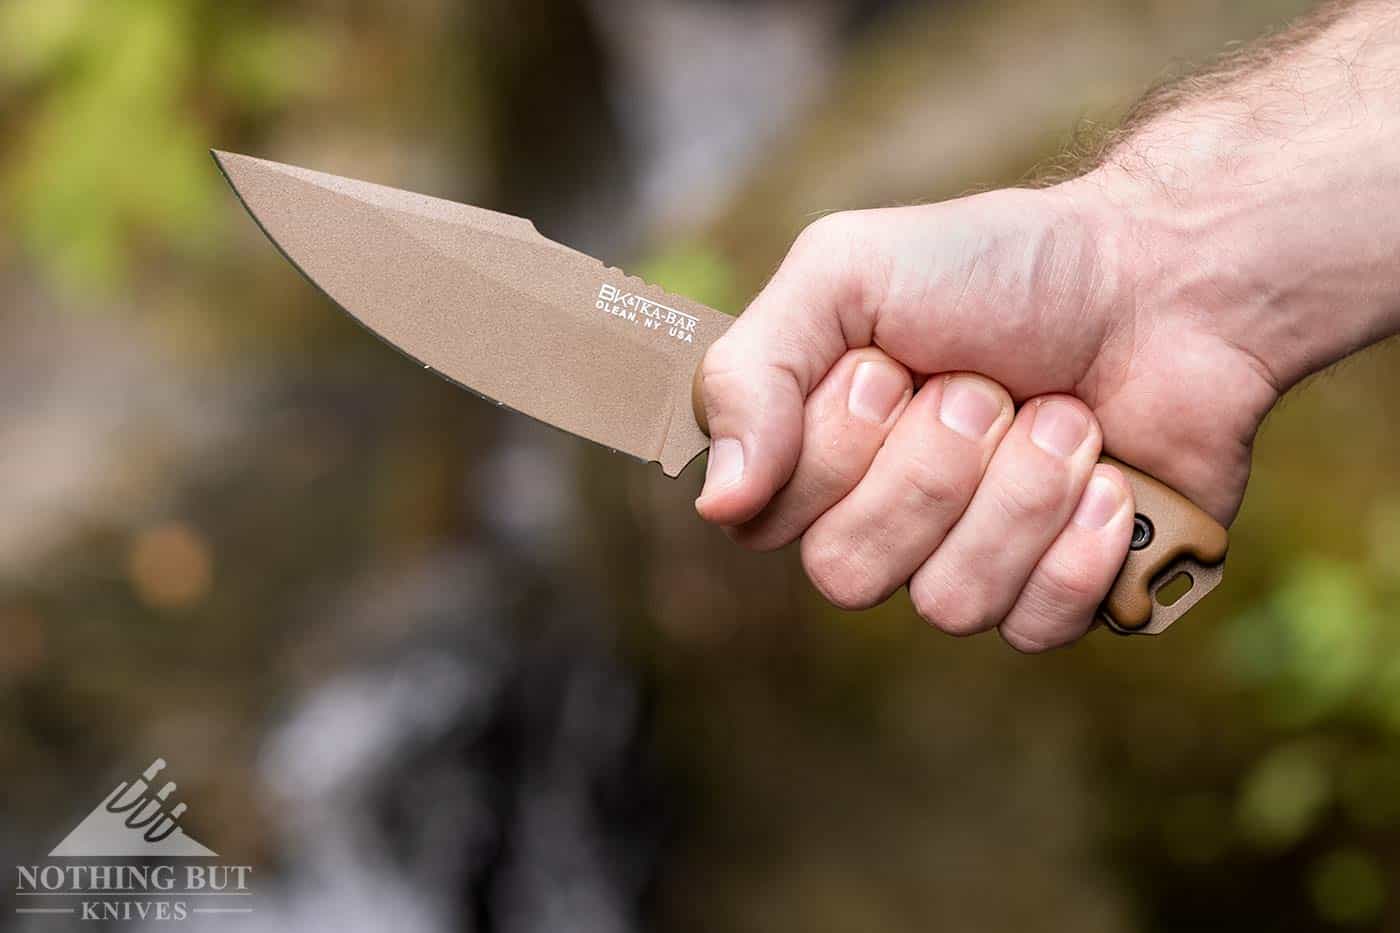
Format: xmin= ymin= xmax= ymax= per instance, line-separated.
xmin=695 ymin=214 xmax=876 ymax=525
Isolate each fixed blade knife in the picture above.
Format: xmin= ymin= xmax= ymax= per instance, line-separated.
xmin=213 ymin=151 xmax=1226 ymax=635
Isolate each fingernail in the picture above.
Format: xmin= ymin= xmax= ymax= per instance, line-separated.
xmin=1031 ymin=400 xmax=1089 ymax=457
xmin=939 ymin=375 xmax=1002 ymax=439
xmin=848 ymin=360 xmax=906 ymax=424
xmin=703 ymin=438 xmax=745 ymax=496
xmin=1072 ymin=474 xmax=1125 ymax=530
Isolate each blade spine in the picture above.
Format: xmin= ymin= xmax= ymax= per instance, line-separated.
xmin=211 ymin=149 xmax=664 ymax=470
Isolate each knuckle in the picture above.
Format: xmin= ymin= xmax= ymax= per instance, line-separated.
xmin=1035 ymin=551 xmax=1108 ymax=604
xmin=788 ymin=211 xmax=883 ymax=320
xmin=910 ymin=572 xmax=991 ymax=637
xmin=1000 ymin=625 xmax=1059 ymax=655
xmin=807 ymin=438 xmax=867 ymax=492
xmin=1001 ymin=604 xmax=1089 ymax=653
xmin=993 ymin=472 xmax=1067 ymax=522
xmin=801 ymin=537 xmax=885 ymax=611
xmin=797 ymin=211 xmax=857 ymax=251
xmin=908 ymin=581 xmax=941 ymax=627
xmin=900 ymin=458 xmax=975 ymax=513
xmin=1001 ymin=576 xmax=1098 ymax=653
xmin=794 ymin=213 xmax=864 ymax=277
xmin=698 ymin=343 xmax=743 ymax=389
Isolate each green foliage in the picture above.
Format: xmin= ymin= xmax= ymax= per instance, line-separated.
xmin=635 ymin=243 xmax=741 ymax=317
xmin=7 ymin=0 xmax=206 ymax=289
xmin=1308 ymin=847 xmax=1387 ymax=926
xmin=210 ymin=19 xmax=337 ymax=115
xmin=1236 ymin=740 xmax=1332 ymax=850
xmin=0 ymin=0 xmax=86 ymax=84
xmin=0 ymin=0 xmax=340 ymax=295
xmin=1222 ymin=557 xmax=1399 ymax=728
xmin=1219 ymin=548 xmax=1400 ymax=917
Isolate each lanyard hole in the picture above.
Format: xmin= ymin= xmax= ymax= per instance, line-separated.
xmin=1155 ymin=571 xmax=1194 ymax=607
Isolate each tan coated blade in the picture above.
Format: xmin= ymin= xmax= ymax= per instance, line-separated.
xmin=213 ymin=151 xmax=733 ymax=477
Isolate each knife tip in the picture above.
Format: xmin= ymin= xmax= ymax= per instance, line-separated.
xmin=209 ymin=149 xmax=232 ymax=175
xmin=209 ymin=149 xmax=254 ymax=171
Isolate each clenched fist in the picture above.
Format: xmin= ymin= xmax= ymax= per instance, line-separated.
xmin=694 ymin=185 xmax=1273 ymax=652
xmin=693 ymin=3 xmax=1400 ymax=651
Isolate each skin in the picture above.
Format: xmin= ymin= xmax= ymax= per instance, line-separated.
xmin=694 ymin=0 xmax=1400 ymax=652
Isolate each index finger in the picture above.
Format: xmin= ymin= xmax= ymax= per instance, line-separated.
xmin=695 ymin=213 xmax=880 ymax=525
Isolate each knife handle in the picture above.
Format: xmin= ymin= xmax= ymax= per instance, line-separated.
xmin=1099 ymin=457 xmax=1228 ymax=635
xmin=692 ymin=368 xmax=1227 ymax=635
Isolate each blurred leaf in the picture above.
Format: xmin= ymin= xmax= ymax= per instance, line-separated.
xmin=1307 ymin=848 xmax=1386 ymax=926
xmin=1236 ymin=741 xmax=1331 ymax=850
xmin=1 ymin=0 xmax=340 ymax=296
xmin=635 ymin=243 xmax=740 ymax=316
xmin=1365 ymin=495 xmax=1400 ymax=582
xmin=212 ymin=20 xmax=340 ymax=113
xmin=0 ymin=0 xmax=86 ymax=84
xmin=1221 ymin=558 xmax=1377 ymax=726
xmin=6 ymin=0 xmax=217 ymax=291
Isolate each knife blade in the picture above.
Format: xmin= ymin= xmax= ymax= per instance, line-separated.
xmin=213 ymin=150 xmax=1226 ymax=635
xmin=212 ymin=150 xmax=726 ymax=478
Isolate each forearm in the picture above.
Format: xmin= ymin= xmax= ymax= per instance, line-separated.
xmin=1081 ymin=0 xmax=1400 ymax=392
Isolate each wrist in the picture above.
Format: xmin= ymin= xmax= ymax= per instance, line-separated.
xmin=1070 ymin=154 xmax=1400 ymax=393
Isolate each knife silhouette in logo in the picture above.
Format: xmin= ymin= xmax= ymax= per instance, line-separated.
xmin=50 ymin=758 xmax=217 ymax=857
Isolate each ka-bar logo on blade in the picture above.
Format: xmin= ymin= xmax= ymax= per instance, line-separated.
xmin=49 ymin=758 xmax=217 ymax=858
xmin=595 ymin=282 xmax=698 ymax=344
xmin=15 ymin=758 xmax=255 ymax=922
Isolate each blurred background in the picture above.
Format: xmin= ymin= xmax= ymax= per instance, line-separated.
xmin=3 ymin=0 xmax=1400 ymax=930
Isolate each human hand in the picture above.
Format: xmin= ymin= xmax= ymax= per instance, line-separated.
xmin=693 ymin=183 xmax=1279 ymax=651
xmin=694 ymin=3 xmax=1400 ymax=651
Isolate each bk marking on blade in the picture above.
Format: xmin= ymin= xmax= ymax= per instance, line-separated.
xmin=595 ymin=283 xmax=698 ymax=344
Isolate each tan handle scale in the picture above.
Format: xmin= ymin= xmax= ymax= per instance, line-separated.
xmin=692 ymin=369 xmax=1227 ymax=636
xmin=1098 ymin=458 xmax=1227 ymax=635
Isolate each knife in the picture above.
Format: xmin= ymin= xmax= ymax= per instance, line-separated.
xmin=212 ymin=151 xmax=1227 ymax=636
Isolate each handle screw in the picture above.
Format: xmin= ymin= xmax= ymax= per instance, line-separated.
xmin=1130 ymin=515 xmax=1154 ymax=551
